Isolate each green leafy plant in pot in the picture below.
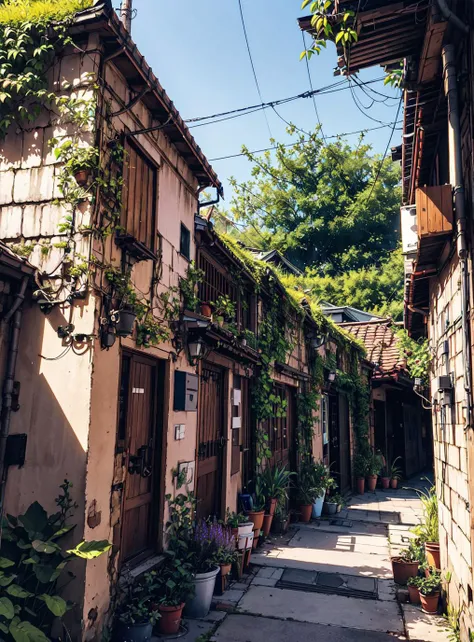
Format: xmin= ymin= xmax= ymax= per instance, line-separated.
xmin=246 ymin=475 xmax=266 ymax=531
xmin=0 ymin=480 xmax=111 ymax=642
xmin=366 ymin=451 xmax=384 ymax=491
xmin=416 ymin=571 xmax=441 ymax=614
xmin=115 ymin=580 xmax=159 ymax=642
xmin=407 ymin=576 xmax=421 ymax=605
xmin=353 ymin=452 xmax=369 ymax=494
xmin=146 ymin=559 xmax=194 ymax=635
xmin=260 ymin=463 xmax=295 ymax=516
xmin=390 ymin=456 xmax=403 ymax=489
xmin=391 ymin=538 xmax=423 ymax=585
xmin=411 ymin=483 xmax=440 ymax=569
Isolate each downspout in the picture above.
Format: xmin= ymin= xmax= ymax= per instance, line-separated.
xmin=119 ymin=0 xmax=132 ymax=33
xmin=436 ymin=0 xmax=469 ymax=34
xmin=442 ymin=44 xmax=472 ymax=428
xmin=0 ymin=276 xmax=28 ymax=519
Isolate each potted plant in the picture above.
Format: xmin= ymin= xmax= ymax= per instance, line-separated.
xmin=260 ymin=463 xmax=295 ymax=517
xmin=200 ymin=301 xmax=212 ymax=317
xmin=213 ymin=527 xmax=238 ymax=579
xmin=353 ymin=452 xmax=369 ymax=494
xmin=323 ymin=492 xmax=344 ymax=515
xmin=146 ymin=559 xmax=194 ymax=635
xmin=366 ymin=451 xmax=383 ymax=491
xmin=272 ymin=504 xmax=290 ymax=534
xmin=297 ymin=463 xmax=316 ymax=522
xmin=391 ymin=538 xmax=423 ymax=585
xmin=407 ymin=576 xmax=421 ymax=605
xmin=115 ymin=586 xmax=158 ymax=642
xmin=390 ymin=456 xmax=403 ymax=489
xmin=380 ymin=461 xmax=391 ymax=489
xmin=417 ymin=571 xmax=441 ymax=614
xmin=247 ymin=475 xmax=266 ymax=531
xmin=411 ymin=484 xmax=440 ymax=569
xmin=184 ymin=519 xmax=222 ymax=619
xmin=55 ymin=142 xmax=99 ymax=187
xmin=213 ymin=294 xmax=236 ymax=326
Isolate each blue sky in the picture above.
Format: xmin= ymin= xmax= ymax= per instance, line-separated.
xmin=130 ymin=0 xmax=401 ymax=203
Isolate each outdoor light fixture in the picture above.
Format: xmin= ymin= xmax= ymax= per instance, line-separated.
xmin=328 ymin=371 xmax=336 ymax=382
xmin=310 ymin=334 xmax=325 ymax=349
xmin=187 ymin=337 xmax=207 ymax=366
xmin=100 ymin=324 xmax=117 ymax=349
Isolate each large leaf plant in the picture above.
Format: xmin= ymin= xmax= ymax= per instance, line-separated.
xmin=0 ymin=480 xmax=111 ymax=641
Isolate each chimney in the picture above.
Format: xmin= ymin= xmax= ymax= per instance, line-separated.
xmin=120 ymin=0 xmax=132 ymax=33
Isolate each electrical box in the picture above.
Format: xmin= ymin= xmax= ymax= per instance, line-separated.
xmin=435 ymin=375 xmax=452 ymax=391
xmin=173 ymin=371 xmax=199 ymax=411
xmin=5 ymin=434 xmax=27 ymax=467
xmin=175 ymin=424 xmax=185 ymax=440
xmin=177 ymin=461 xmax=196 ymax=487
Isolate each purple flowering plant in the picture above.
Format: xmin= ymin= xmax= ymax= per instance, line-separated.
xmin=191 ymin=519 xmax=236 ymax=572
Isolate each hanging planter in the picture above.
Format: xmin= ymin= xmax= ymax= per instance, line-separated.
xmin=116 ymin=307 xmax=137 ymax=337
xmin=73 ymin=168 xmax=91 ymax=186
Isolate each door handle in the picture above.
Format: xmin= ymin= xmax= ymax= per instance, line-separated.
xmin=128 ymin=445 xmax=152 ymax=477
xmin=219 ymin=436 xmax=228 ymax=447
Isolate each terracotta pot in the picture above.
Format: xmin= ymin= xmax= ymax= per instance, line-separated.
xmin=268 ymin=498 xmax=278 ymax=517
xmin=367 ymin=475 xmax=378 ymax=492
xmin=381 ymin=477 xmax=391 ymax=489
xmin=425 ymin=542 xmax=440 ymax=570
xmin=300 ymin=504 xmax=312 ymax=523
xmin=356 ymin=477 xmax=365 ymax=494
xmin=231 ymin=527 xmax=238 ymax=541
xmin=262 ymin=514 xmax=273 ymax=537
xmin=74 ymin=169 xmax=90 ymax=186
xmin=391 ymin=557 xmax=419 ymax=585
xmin=220 ymin=563 xmax=232 ymax=577
xmin=247 ymin=510 xmax=265 ymax=531
xmin=157 ymin=603 xmax=184 ymax=635
xmin=408 ymin=585 xmax=421 ymax=605
xmin=200 ymin=303 xmax=212 ymax=317
xmin=252 ymin=535 xmax=259 ymax=550
xmin=391 ymin=478 xmax=398 ymax=489
xmin=420 ymin=591 xmax=440 ymax=614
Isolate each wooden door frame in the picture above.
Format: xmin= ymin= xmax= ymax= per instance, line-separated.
xmin=117 ymin=349 xmax=167 ymax=567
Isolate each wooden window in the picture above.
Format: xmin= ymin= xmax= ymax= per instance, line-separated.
xmin=180 ymin=223 xmax=191 ymax=260
xmin=122 ymin=141 xmax=157 ymax=249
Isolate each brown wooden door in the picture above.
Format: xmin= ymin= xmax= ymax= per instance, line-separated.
xmin=196 ymin=362 xmax=225 ymax=520
xmin=119 ymin=354 xmax=158 ymax=562
xmin=267 ymin=385 xmax=295 ymax=470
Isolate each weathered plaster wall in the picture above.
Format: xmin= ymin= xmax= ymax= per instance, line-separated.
xmin=429 ymin=254 xmax=474 ymax=637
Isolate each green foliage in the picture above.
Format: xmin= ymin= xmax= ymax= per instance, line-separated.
xmin=180 ymin=262 xmax=204 ymax=312
xmin=396 ymin=328 xmax=432 ymax=382
xmin=225 ymin=510 xmax=249 ymax=528
xmin=390 ymin=456 xmax=403 ymax=480
xmin=0 ymin=0 xmax=93 ymax=24
xmin=136 ymin=315 xmax=170 ymax=348
xmin=228 ymin=132 xmax=401 ymax=277
xmin=115 ymin=579 xmax=159 ymax=626
xmin=399 ymin=538 xmax=425 ymax=563
xmin=411 ymin=484 xmax=439 ymax=543
xmin=366 ymin=451 xmax=384 ymax=476
xmin=0 ymin=481 xmax=110 ymax=642
xmin=296 ymin=385 xmax=319 ymax=458
xmin=353 ymin=452 xmax=369 ymax=477
xmin=300 ymin=0 xmax=358 ymax=59
xmin=415 ymin=571 xmax=441 ymax=596
xmin=259 ymin=464 xmax=295 ymax=503
xmin=144 ymin=558 xmax=194 ymax=608
xmin=212 ymin=294 xmax=236 ymax=321
xmin=444 ymin=604 xmax=461 ymax=642
xmin=297 ymin=459 xmax=334 ymax=502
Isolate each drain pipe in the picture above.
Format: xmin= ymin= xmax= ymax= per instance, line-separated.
xmin=442 ymin=44 xmax=472 ymax=428
xmin=436 ymin=0 xmax=469 ymax=34
xmin=120 ymin=0 xmax=132 ymax=33
xmin=0 ymin=276 xmax=28 ymax=521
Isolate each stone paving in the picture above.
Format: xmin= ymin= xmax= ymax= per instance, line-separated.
xmin=174 ymin=476 xmax=450 ymax=641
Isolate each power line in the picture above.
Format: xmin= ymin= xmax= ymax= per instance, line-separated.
xmin=301 ymin=30 xmax=326 ymax=144
xmin=237 ymin=0 xmax=273 ymax=139
xmin=208 ymin=122 xmax=402 ymax=162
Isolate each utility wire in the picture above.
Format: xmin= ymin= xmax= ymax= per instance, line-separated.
xmin=301 ymin=30 xmax=326 ymax=144
xmin=208 ymin=122 xmax=402 ymax=162
xmin=237 ymin=0 xmax=273 ymax=139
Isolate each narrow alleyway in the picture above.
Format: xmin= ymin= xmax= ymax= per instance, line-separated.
xmin=203 ymin=477 xmax=449 ymax=642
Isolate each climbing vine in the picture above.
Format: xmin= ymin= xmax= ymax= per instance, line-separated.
xmin=396 ymin=328 xmax=432 ymax=383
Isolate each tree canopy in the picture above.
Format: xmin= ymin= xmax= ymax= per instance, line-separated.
xmin=225 ymin=129 xmax=401 ymax=276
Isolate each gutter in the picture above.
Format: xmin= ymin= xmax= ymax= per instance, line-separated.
xmin=0 ymin=276 xmax=29 ymax=519
xmin=436 ymin=0 xmax=469 ymax=33
xmin=442 ymin=44 xmax=472 ymax=429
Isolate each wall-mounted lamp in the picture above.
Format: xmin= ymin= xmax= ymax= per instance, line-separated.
xmin=327 ymin=371 xmax=336 ymax=382
xmin=310 ymin=334 xmax=325 ymax=349
xmin=187 ymin=336 xmax=208 ymax=366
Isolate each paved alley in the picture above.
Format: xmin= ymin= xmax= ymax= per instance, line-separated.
xmin=208 ymin=478 xmax=449 ymax=642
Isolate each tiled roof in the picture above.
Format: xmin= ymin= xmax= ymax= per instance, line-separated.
xmin=339 ymin=319 xmax=406 ymax=376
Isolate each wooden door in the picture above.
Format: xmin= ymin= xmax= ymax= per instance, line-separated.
xmin=241 ymin=378 xmax=254 ymax=489
xmin=338 ymin=393 xmax=351 ymax=493
xmin=196 ymin=362 xmax=225 ymax=520
xmin=267 ymin=385 xmax=295 ymax=470
xmin=119 ymin=354 xmax=158 ymax=562
xmin=328 ymin=393 xmax=340 ymax=476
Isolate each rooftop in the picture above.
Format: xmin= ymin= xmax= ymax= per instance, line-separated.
xmin=340 ymin=318 xmax=405 ymax=376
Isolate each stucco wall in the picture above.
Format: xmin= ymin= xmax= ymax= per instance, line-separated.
xmin=429 ymin=254 xmax=474 ymax=637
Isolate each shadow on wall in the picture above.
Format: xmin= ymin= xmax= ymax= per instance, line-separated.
xmin=3 ymin=298 xmax=91 ymax=636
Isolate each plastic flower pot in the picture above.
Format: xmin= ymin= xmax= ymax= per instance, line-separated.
xmin=391 ymin=478 xmax=398 ymax=489
xmin=116 ymin=308 xmax=137 ymax=337
xmin=420 ymin=591 xmax=440 ymax=614
xmin=381 ymin=477 xmax=391 ymax=489
xmin=74 ymin=168 xmax=90 ymax=186
xmin=237 ymin=525 xmax=254 ymax=550
xmin=323 ymin=501 xmax=338 ymax=516
xmin=268 ymin=498 xmax=278 ymax=517
xmin=425 ymin=542 xmax=441 ymax=570
xmin=391 ymin=557 xmax=419 ymax=585
xmin=312 ymin=491 xmax=326 ymax=518
xmin=247 ymin=510 xmax=265 ymax=531
xmin=115 ymin=622 xmax=153 ymax=642
xmin=356 ymin=477 xmax=365 ymax=494
xmin=200 ymin=303 xmax=212 ymax=317
xmin=300 ymin=504 xmax=312 ymax=523
xmin=262 ymin=514 xmax=273 ymax=537
xmin=184 ymin=566 xmax=219 ymax=619
xmin=367 ymin=475 xmax=378 ymax=492
xmin=408 ymin=585 xmax=421 ymax=605
xmin=157 ymin=603 xmax=184 ymax=635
